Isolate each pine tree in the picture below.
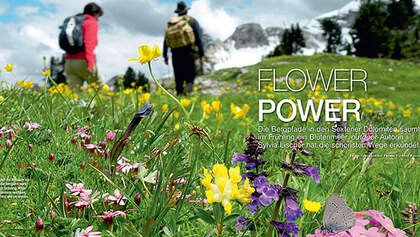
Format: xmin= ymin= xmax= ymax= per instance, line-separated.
xmin=320 ymin=18 xmax=342 ymax=53
xmin=351 ymin=1 xmax=392 ymax=58
xmin=137 ymin=71 xmax=150 ymax=92
xmin=123 ymin=66 xmax=136 ymax=89
xmin=291 ymin=24 xmax=306 ymax=54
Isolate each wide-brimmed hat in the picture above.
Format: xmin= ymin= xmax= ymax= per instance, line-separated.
xmin=174 ymin=1 xmax=190 ymax=14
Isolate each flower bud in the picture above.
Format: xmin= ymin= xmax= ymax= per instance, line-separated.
xmin=28 ymin=144 xmax=34 ymax=152
xmin=35 ymin=218 xmax=44 ymax=231
xmin=49 ymin=153 xmax=55 ymax=162
xmin=5 ymin=139 xmax=12 ymax=149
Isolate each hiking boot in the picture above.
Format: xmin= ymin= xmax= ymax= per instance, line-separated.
xmin=185 ymin=83 xmax=193 ymax=93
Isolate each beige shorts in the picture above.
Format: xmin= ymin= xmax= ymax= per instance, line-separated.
xmin=64 ymin=59 xmax=102 ymax=91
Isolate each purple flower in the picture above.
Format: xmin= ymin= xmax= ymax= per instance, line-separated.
xmin=259 ymin=186 xmax=279 ymax=206
xmin=247 ymin=196 xmax=261 ymax=214
xmin=253 ymin=176 xmax=269 ymax=192
xmin=304 ymin=167 xmax=320 ymax=183
xmin=283 ymin=198 xmax=303 ymax=222
xmin=232 ymin=152 xmax=248 ymax=165
xmin=235 ymin=216 xmax=255 ymax=231
xmin=271 ymin=221 xmax=299 ymax=237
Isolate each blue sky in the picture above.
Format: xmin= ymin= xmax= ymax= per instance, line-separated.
xmin=0 ymin=0 xmax=55 ymax=23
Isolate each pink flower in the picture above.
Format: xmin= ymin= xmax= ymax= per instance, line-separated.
xmin=12 ymin=124 xmax=20 ymax=132
xmin=76 ymin=226 xmax=101 ymax=237
xmin=23 ymin=122 xmax=41 ymax=131
xmin=135 ymin=193 xmax=141 ymax=205
xmin=28 ymin=144 xmax=34 ymax=152
xmin=360 ymin=210 xmax=407 ymax=236
xmin=106 ymin=189 xmax=127 ymax=206
xmin=93 ymin=210 xmax=126 ymax=226
xmin=49 ymin=153 xmax=55 ymax=162
xmin=5 ymin=139 xmax=12 ymax=149
xmin=35 ymin=218 xmax=44 ymax=231
xmin=50 ymin=211 xmax=56 ymax=218
xmin=66 ymin=183 xmax=91 ymax=196
xmin=106 ymin=131 xmax=116 ymax=141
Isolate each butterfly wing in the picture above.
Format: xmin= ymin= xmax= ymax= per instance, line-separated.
xmin=322 ymin=194 xmax=356 ymax=233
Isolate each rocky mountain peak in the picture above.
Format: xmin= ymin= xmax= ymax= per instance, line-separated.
xmin=225 ymin=23 xmax=269 ymax=49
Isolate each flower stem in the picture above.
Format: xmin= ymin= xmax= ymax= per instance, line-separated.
xmin=265 ymin=152 xmax=296 ymax=237
xmin=147 ymin=62 xmax=190 ymax=121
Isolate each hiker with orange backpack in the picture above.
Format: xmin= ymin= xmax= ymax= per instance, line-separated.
xmin=163 ymin=1 xmax=205 ymax=96
xmin=59 ymin=2 xmax=103 ymax=91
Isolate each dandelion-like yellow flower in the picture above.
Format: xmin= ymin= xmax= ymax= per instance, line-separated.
xmin=4 ymin=64 xmax=13 ymax=72
xmin=211 ymin=101 xmax=221 ymax=112
xmin=161 ymin=104 xmax=168 ymax=113
xmin=403 ymin=109 xmax=411 ymax=117
xmin=0 ymin=96 xmax=4 ymax=102
xmin=41 ymin=69 xmax=51 ymax=76
xmin=201 ymin=164 xmax=254 ymax=214
xmin=174 ymin=123 xmax=180 ymax=130
xmin=16 ymin=81 xmax=33 ymax=89
xmin=180 ymin=98 xmax=192 ymax=107
xmin=140 ymin=93 xmax=150 ymax=103
xmin=128 ymin=45 xmax=162 ymax=64
xmin=303 ymin=199 xmax=322 ymax=212
xmin=102 ymin=85 xmax=110 ymax=92
xmin=230 ymin=104 xmax=250 ymax=119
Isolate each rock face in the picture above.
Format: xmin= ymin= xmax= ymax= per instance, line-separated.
xmin=226 ymin=23 xmax=269 ymax=49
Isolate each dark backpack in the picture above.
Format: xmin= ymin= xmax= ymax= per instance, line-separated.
xmin=59 ymin=14 xmax=86 ymax=54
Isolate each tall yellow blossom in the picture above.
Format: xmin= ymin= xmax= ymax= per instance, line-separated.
xmin=128 ymin=45 xmax=162 ymax=64
xmin=230 ymin=104 xmax=250 ymax=119
xmin=201 ymin=164 xmax=254 ymax=214
xmin=4 ymin=64 xmax=13 ymax=72
xmin=211 ymin=101 xmax=221 ymax=112
xmin=180 ymin=98 xmax=192 ymax=107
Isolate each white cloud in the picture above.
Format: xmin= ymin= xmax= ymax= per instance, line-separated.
xmin=14 ymin=5 xmax=40 ymax=18
xmin=0 ymin=3 xmax=8 ymax=15
xmin=190 ymin=0 xmax=239 ymax=40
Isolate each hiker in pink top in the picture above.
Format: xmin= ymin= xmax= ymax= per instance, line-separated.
xmin=64 ymin=3 xmax=103 ymax=91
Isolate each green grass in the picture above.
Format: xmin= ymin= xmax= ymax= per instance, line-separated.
xmin=0 ymin=54 xmax=419 ymax=236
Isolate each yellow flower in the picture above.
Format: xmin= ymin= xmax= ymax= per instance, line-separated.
xmin=303 ymin=199 xmax=322 ymax=212
xmin=180 ymin=98 xmax=192 ymax=107
xmin=128 ymin=44 xmax=162 ymax=64
xmin=174 ymin=123 xmax=180 ymax=130
xmin=230 ymin=104 xmax=250 ymax=119
xmin=140 ymin=93 xmax=150 ymax=103
xmin=193 ymin=86 xmax=198 ymax=92
xmin=4 ymin=64 xmax=13 ymax=72
xmin=386 ymin=111 xmax=393 ymax=117
xmin=41 ymin=69 xmax=51 ymax=76
xmin=211 ymin=101 xmax=221 ymax=112
xmin=0 ymin=96 xmax=4 ymax=102
xmin=201 ymin=164 xmax=254 ymax=214
xmin=403 ymin=109 xmax=411 ymax=117
xmin=123 ymin=88 xmax=133 ymax=94
xmin=130 ymin=82 xmax=136 ymax=87
xmin=161 ymin=104 xmax=168 ymax=113
xmin=102 ymin=85 xmax=110 ymax=92
xmin=107 ymin=92 xmax=114 ymax=96
xmin=16 ymin=81 xmax=33 ymax=89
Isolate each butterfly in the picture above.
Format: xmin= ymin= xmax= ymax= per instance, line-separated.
xmin=321 ymin=193 xmax=356 ymax=234
xmin=376 ymin=190 xmax=391 ymax=199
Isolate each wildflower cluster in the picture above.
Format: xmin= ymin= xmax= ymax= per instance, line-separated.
xmin=230 ymin=103 xmax=250 ymax=119
xmin=201 ymin=100 xmax=222 ymax=120
xmin=201 ymin=163 xmax=254 ymax=214
xmin=16 ymin=81 xmax=33 ymax=89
